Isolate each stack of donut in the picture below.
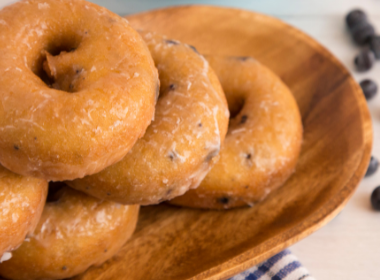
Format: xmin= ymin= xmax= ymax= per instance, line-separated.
xmin=0 ymin=0 xmax=302 ymax=279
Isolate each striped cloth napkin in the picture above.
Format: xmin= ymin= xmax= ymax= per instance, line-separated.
xmin=229 ymin=250 xmax=315 ymax=280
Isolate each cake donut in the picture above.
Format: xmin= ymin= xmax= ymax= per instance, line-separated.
xmin=170 ymin=56 xmax=303 ymax=209
xmin=0 ymin=165 xmax=47 ymax=260
xmin=0 ymin=184 xmax=139 ymax=280
xmin=67 ymin=31 xmax=229 ymax=205
xmin=0 ymin=0 xmax=158 ymax=181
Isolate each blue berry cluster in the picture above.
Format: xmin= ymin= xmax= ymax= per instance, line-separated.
xmin=347 ymin=9 xmax=379 ymax=101
xmin=347 ymin=10 xmax=380 ymax=210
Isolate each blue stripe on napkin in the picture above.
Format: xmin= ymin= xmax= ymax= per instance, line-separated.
xmin=229 ymin=250 xmax=315 ymax=280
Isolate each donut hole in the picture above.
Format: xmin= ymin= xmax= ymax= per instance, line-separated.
xmin=33 ymin=33 xmax=83 ymax=92
xmin=47 ymin=182 xmax=66 ymax=202
xmin=47 ymin=38 xmax=81 ymax=57
xmin=228 ymin=96 xmax=245 ymax=119
xmin=37 ymin=67 xmax=55 ymax=88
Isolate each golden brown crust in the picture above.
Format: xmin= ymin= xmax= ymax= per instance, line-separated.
xmin=0 ymin=165 xmax=47 ymax=257
xmin=67 ymin=32 xmax=229 ymax=205
xmin=0 ymin=0 xmax=158 ymax=181
xmin=0 ymin=186 xmax=139 ymax=280
xmin=170 ymin=56 xmax=303 ymax=209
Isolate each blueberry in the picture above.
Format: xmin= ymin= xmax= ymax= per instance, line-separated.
xmin=346 ymin=9 xmax=368 ymax=30
xmin=360 ymin=79 xmax=378 ymax=100
xmin=351 ymin=22 xmax=375 ymax=45
xmin=366 ymin=156 xmax=379 ymax=177
xmin=369 ymin=35 xmax=380 ymax=59
xmin=371 ymin=186 xmax=380 ymax=210
xmin=354 ymin=49 xmax=375 ymax=72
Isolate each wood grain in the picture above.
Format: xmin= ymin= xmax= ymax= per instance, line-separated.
xmin=74 ymin=6 xmax=372 ymax=280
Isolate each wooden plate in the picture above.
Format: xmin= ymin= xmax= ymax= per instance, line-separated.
xmin=76 ymin=6 xmax=372 ymax=280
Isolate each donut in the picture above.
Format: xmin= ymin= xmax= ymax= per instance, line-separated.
xmin=0 ymin=165 xmax=47 ymax=260
xmin=0 ymin=0 xmax=158 ymax=181
xmin=170 ymin=56 xmax=303 ymax=209
xmin=67 ymin=31 xmax=229 ymax=205
xmin=0 ymin=184 xmax=139 ymax=280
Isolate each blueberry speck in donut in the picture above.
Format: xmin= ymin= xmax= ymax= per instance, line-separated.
xmin=218 ymin=197 xmax=229 ymax=204
xmin=205 ymin=149 xmax=219 ymax=162
xmin=104 ymin=249 xmax=108 ymax=253
xmin=237 ymin=56 xmax=250 ymax=61
xmin=189 ymin=45 xmax=199 ymax=54
xmin=246 ymin=153 xmax=252 ymax=160
xmin=168 ymin=151 xmax=176 ymax=161
xmin=14 ymin=145 xmax=19 ymax=151
xmin=360 ymin=79 xmax=378 ymax=100
xmin=365 ymin=156 xmax=379 ymax=177
xmin=198 ymin=123 xmax=202 ymax=127
xmin=62 ymin=266 xmax=67 ymax=271
xmin=245 ymin=185 xmax=249 ymax=189
xmin=169 ymin=84 xmax=176 ymax=91
xmin=240 ymin=115 xmax=248 ymax=124
xmin=165 ymin=39 xmax=179 ymax=45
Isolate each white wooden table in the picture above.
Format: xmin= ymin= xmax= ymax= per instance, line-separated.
xmin=1 ymin=1 xmax=380 ymax=279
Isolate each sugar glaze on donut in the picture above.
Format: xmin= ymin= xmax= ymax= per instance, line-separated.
xmin=170 ymin=56 xmax=303 ymax=209
xmin=0 ymin=165 xmax=47 ymax=259
xmin=0 ymin=0 xmax=158 ymax=181
xmin=68 ymin=31 xmax=229 ymax=205
xmin=0 ymin=184 xmax=139 ymax=280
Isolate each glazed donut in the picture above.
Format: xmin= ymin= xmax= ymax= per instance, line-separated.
xmin=0 ymin=165 xmax=47 ymax=259
xmin=0 ymin=0 xmax=158 ymax=181
xmin=170 ymin=56 xmax=303 ymax=209
xmin=0 ymin=184 xmax=139 ymax=280
xmin=67 ymin=31 xmax=229 ymax=205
